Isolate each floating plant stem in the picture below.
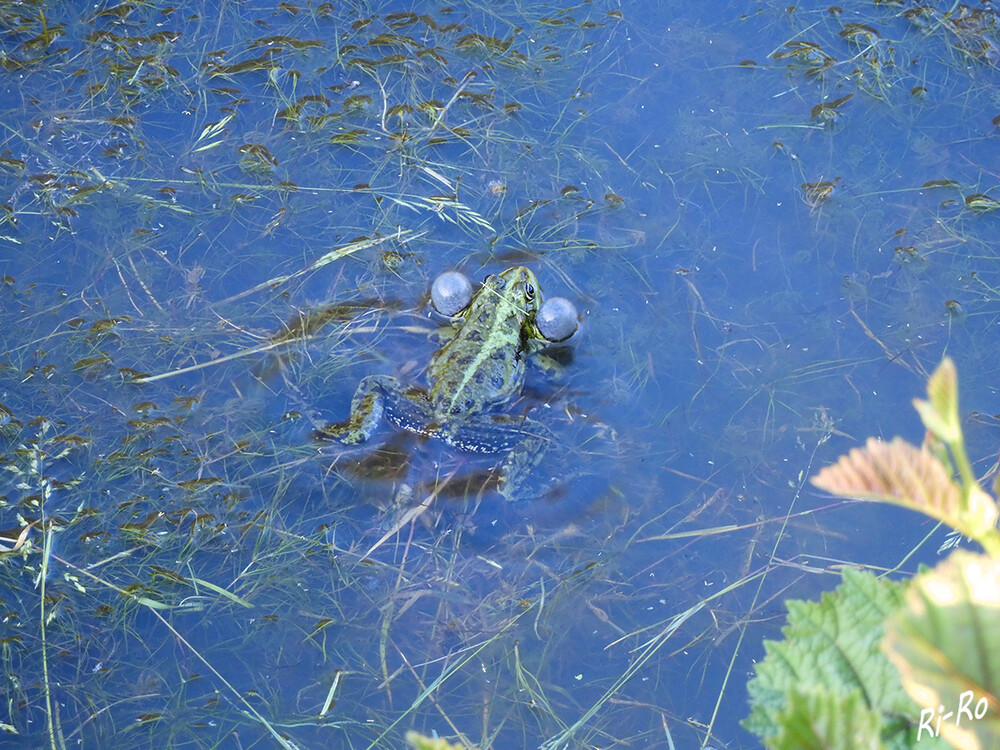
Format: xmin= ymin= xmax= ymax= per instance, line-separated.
xmin=217 ymin=229 xmax=426 ymax=305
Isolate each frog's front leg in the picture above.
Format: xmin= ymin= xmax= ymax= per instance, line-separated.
xmin=316 ymin=375 xmax=429 ymax=444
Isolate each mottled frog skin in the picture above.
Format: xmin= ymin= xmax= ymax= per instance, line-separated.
xmin=317 ymin=266 xmax=555 ymax=500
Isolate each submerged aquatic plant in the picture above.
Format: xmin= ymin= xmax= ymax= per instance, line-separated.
xmin=0 ymin=2 xmax=645 ymax=748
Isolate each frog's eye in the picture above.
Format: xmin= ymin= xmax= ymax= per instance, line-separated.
xmin=482 ymin=274 xmax=494 ymax=284
xmin=524 ymin=283 xmax=535 ymax=301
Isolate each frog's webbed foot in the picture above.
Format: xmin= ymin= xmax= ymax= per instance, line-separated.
xmin=315 ymin=375 xmax=430 ymax=445
xmin=497 ymin=432 xmax=552 ymax=502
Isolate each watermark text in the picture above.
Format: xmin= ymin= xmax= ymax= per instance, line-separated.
xmin=918 ymin=691 xmax=990 ymax=740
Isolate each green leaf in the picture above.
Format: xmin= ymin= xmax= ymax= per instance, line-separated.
xmin=771 ymin=688 xmax=886 ymax=750
xmin=882 ymin=551 xmax=1000 ymax=750
xmin=811 ymin=438 xmax=999 ymax=541
xmin=745 ymin=570 xmax=941 ymax=749
xmin=913 ymin=358 xmax=961 ymax=444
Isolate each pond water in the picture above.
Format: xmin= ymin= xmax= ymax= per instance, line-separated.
xmin=1 ymin=1 xmax=998 ymax=748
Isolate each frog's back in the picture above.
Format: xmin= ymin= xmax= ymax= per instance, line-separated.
xmin=427 ymin=267 xmax=539 ymax=418
xmin=429 ymin=326 xmax=526 ymax=416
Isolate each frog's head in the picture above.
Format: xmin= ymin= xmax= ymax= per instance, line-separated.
xmin=472 ymin=265 xmax=542 ymax=328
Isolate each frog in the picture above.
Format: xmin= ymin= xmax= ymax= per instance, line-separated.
xmin=315 ymin=266 xmax=568 ymax=501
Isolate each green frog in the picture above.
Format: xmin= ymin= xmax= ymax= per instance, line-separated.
xmin=316 ymin=266 xmax=562 ymax=500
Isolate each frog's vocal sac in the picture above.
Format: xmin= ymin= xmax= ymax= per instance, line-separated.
xmin=316 ymin=266 xmax=570 ymax=501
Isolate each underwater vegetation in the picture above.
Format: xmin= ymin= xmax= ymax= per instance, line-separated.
xmin=2 ymin=0 xmax=1000 ymax=748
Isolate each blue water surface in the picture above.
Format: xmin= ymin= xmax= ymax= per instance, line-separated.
xmin=1 ymin=1 xmax=997 ymax=748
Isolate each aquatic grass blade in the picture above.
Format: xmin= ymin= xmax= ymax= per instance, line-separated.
xmin=218 ymin=229 xmax=425 ymax=305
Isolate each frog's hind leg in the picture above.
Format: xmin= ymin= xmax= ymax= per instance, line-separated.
xmin=440 ymin=414 xmax=530 ymax=454
xmin=444 ymin=416 xmax=552 ymax=502
xmin=315 ymin=375 xmax=421 ymax=444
